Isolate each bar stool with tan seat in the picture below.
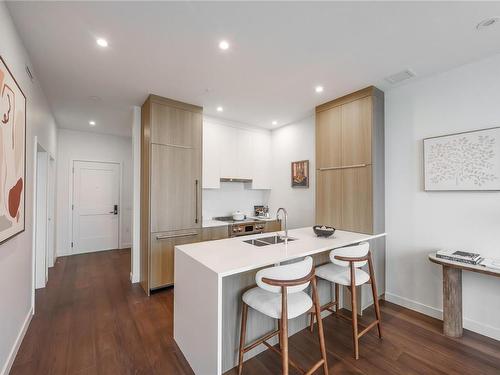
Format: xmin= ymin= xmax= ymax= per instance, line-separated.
xmin=310 ymin=242 xmax=382 ymax=360
xmin=238 ymin=256 xmax=329 ymax=375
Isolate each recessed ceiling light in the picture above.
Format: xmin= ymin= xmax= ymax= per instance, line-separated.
xmin=89 ymin=121 xmax=96 ymax=126
xmin=272 ymin=120 xmax=278 ymax=125
xmin=315 ymin=86 xmax=324 ymax=93
xmin=216 ymin=106 xmax=223 ymax=112
xmin=219 ymin=40 xmax=229 ymax=50
xmin=96 ymin=38 xmax=108 ymax=47
xmin=477 ymin=17 xmax=499 ymax=30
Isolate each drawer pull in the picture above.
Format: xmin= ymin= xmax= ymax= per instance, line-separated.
xmin=318 ymin=163 xmax=368 ymax=171
xmin=156 ymin=232 xmax=198 ymax=240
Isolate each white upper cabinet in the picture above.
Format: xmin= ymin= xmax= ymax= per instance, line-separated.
xmin=250 ymin=131 xmax=272 ymax=189
xmin=202 ymin=121 xmax=221 ymax=188
xmin=235 ymin=128 xmax=253 ymax=179
xmin=218 ymin=125 xmax=238 ymax=179
xmin=202 ymin=119 xmax=272 ymax=189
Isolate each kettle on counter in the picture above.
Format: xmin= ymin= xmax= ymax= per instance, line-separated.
xmin=232 ymin=211 xmax=245 ymax=221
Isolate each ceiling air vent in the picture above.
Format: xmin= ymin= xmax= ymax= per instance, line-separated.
xmin=385 ymin=69 xmax=416 ymax=84
xmin=25 ymin=65 xmax=34 ymax=82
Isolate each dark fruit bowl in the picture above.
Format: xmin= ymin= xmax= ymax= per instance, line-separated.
xmin=313 ymin=225 xmax=336 ymax=238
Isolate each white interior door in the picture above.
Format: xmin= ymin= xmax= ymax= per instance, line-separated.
xmin=72 ymin=161 xmax=120 ymax=254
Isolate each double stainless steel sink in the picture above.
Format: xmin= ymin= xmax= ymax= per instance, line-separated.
xmin=243 ymin=235 xmax=296 ymax=247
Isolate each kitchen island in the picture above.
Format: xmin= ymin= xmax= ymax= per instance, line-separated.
xmin=174 ymin=227 xmax=386 ymax=375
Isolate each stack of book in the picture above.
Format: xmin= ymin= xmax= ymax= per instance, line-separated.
xmin=436 ymin=250 xmax=483 ymax=265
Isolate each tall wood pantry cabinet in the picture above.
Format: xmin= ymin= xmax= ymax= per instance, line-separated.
xmin=315 ymin=86 xmax=385 ymax=308
xmin=140 ymin=95 xmax=203 ymax=294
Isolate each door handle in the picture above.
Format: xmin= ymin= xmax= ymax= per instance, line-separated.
xmin=156 ymin=232 xmax=198 ymax=240
xmin=110 ymin=205 xmax=118 ymax=215
xmin=195 ymin=179 xmax=199 ymax=224
xmin=318 ymin=163 xmax=368 ymax=171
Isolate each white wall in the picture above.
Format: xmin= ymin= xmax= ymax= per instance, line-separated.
xmin=0 ymin=3 xmax=58 ymax=374
xmin=385 ymin=53 xmax=500 ymax=340
xmin=203 ymin=182 xmax=270 ymax=219
xmin=56 ymin=129 xmax=132 ymax=256
xmin=268 ymin=115 xmax=315 ymax=229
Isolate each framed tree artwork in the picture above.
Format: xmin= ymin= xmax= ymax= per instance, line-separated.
xmin=291 ymin=160 xmax=309 ymax=188
xmin=423 ymin=127 xmax=500 ymax=191
xmin=0 ymin=56 xmax=26 ymax=244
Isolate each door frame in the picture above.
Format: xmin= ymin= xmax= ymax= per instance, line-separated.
xmin=47 ymin=155 xmax=56 ymax=267
xmin=68 ymin=159 xmax=123 ymax=255
xmin=32 ymin=137 xmax=56 ymax=294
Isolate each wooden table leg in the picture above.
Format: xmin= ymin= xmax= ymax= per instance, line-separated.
xmin=442 ymin=266 xmax=463 ymax=338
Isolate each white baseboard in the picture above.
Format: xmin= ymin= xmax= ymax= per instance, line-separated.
xmin=385 ymin=292 xmax=442 ymax=320
xmin=385 ymin=291 xmax=500 ymax=341
xmin=130 ymin=272 xmax=140 ymax=284
xmin=121 ymin=243 xmax=132 ymax=249
xmin=1 ymin=307 xmax=34 ymax=375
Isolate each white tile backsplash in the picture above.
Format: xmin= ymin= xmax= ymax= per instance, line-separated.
xmin=202 ymin=182 xmax=270 ymax=219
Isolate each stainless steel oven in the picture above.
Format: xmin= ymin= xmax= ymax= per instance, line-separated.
xmin=229 ymin=221 xmax=265 ymax=237
xmin=213 ymin=216 xmax=266 ymax=237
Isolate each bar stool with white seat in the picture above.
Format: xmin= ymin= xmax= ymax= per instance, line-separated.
xmin=238 ymin=256 xmax=328 ymax=375
xmin=311 ymin=242 xmax=382 ymax=360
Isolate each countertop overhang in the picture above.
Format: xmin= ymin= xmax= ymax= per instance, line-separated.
xmin=176 ymin=227 xmax=386 ymax=277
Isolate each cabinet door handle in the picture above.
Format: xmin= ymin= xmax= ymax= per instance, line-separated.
xmin=318 ymin=163 xmax=368 ymax=171
xmin=156 ymin=232 xmax=198 ymax=240
xmin=195 ymin=179 xmax=199 ymax=224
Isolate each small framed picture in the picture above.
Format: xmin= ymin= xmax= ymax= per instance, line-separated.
xmin=291 ymin=160 xmax=309 ymax=188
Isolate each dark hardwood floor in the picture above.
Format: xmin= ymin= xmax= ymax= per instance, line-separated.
xmin=11 ymin=249 xmax=500 ymax=375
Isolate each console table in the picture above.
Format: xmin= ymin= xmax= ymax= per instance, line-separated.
xmin=429 ymin=253 xmax=500 ymax=338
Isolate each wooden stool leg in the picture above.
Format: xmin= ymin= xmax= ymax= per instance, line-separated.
xmin=350 ymin=263 xmax=359 ymax=360
xmin=278 ymin=319 xmax=282 ymax=349
xmin=368 ymin=253 xmax=382 ymax=338
xmin=334 ymin=283 xmax=339 ymax=313
xmin=238 ymin=303 xmax=248 ymax=375
xmin=281 ymin=288 xmax=289 ymax=375
xmin=309 ymin=312 xmax=315 ymax=332
xmin=312 ymin=277 xmax=329 ymax=374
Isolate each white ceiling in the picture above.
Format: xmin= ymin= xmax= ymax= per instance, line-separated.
xmin=7 ymin=1 xmax=500 ymax=137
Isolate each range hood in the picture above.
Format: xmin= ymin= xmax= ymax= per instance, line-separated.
xmin=220 ymin=177 xmax=253 ymax=183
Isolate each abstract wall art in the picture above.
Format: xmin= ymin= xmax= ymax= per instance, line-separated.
xmin=424 ymin=127 xmax=500 ymax=191
xmin=291 ymin=160 xmax=309 ymax=188
xmin=0 ymin=56 xmax=26 ymax=243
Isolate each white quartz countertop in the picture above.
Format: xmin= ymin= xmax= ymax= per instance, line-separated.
xmin=176 ymin=227 xmax=386 ymax=277
xmin=202 ymin=219 xmax=229 ymax=228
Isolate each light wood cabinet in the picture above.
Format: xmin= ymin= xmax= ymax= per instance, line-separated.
xmin=341 ymin=166 xmax=373 ymax=233
xmin=141 ymin=95 xmax=203 ymax=293
xmin=315 ymin=87 xmax=383 ymax=235
xmin=201 ymin=226 xmax=229 ymax=241
xmin=150 ymin=144 xmax=201 ymax=232
xmin=316 ymin=86 xmax=385 ymax=313
xmin=316 ymin=105 xmax=342 ymax=169
xmin=341 ymin=96 xmax=372 ymax=166
xmin=150 ymin=230 xmax=202 ymax=288
xmin=150 ymin=97 xmax=202 ymax=148
xmin=316 ymin=169 xmax=343 ymax=229
xmin=264 ymin=220 xmax=281 ymax=233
